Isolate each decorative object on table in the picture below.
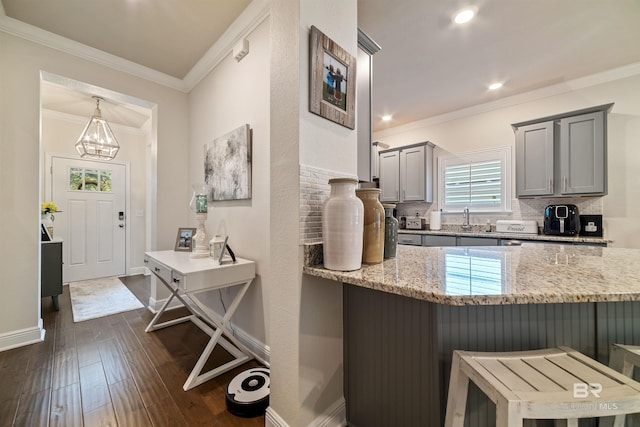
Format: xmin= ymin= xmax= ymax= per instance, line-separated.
xmin=209 ymin=235 xmax=226 ymax=259
xmin=383 ymin=204 xmax=398 ymax=259
xmin=226 ymin=367 xmax=270 ymax=417
xmin=41 ymin=224 xmax=52 ymax=241
xmin=175 ymin=227 xmax=196 ymax=252
xmin=74 ymin=96 xmax=120 ymax=161
xmin=356 ymin=188 xmax=385 ymax=264
xmin=322 ymin=178 xmax=364 ymax=271
xmin=204 ymin=124 xmax=252 ymax=201
xmin=309 ymin=25 xmax=356 ymax=129
xmin=189 ymin=184 xmax=210 ymax=258
xmin=41 ymin=201 xmax=58 ymax=237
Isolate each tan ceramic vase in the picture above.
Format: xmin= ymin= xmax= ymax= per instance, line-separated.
xmin=355 ymin=188 xmax=385 ymax=264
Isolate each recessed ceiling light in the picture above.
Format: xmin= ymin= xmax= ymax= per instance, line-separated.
xmin=488 ymin=82 xmax=503 ymax=90
xmin=382 ymin=115 xmax=392 ymax=122
xmin=453 ymin=6 xmax=477 ymax=24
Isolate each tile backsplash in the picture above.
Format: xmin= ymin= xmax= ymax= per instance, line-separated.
xmin=397 ymin=197 xmax=603 ymax=230
xmin=299 ymin=164 xmax=357 ymax=244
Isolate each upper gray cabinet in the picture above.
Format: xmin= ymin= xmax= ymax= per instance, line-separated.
xmin=513 ymin=104 xmax=612 ymax=198
xmin=379 ymin=142 xmax=434 ymax=203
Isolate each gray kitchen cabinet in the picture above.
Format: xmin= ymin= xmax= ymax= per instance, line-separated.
xmin=379 ymin=141 xmax=434 ymax=203
xmin=379 ymin=149 xmax=400 ymax=202
xmin=458 ymin=236 xmax=499 ymax=246
xmin=515 ymin=121 xmax=554 ymax=197
xmin=560 ymin=111 xmax=606 ymax=195
xmin=398 ymin=234 xmax=422 ymax=246
xmin=422 ymin=235 xmax=457 ymax=247
xmin=41 ymin=240 xmax=63 ymax=310
xmin=514 ymin=104 xmax=612 ymax=198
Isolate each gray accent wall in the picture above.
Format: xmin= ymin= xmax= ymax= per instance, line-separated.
xmin=344 ymin=284 xmax=640 ymax=427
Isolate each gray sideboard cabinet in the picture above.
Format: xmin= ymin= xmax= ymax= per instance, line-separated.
xmin=379 ymin=141 xmax=435 ymax=203
xmin=514 ymin=103 xmax=612 ymax=198
xmin=41 ymin=240 xmax=63 ymax=310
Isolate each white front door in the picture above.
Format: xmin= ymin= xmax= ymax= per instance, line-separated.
xmin=51 ymin=156 xmax=126 ymax=282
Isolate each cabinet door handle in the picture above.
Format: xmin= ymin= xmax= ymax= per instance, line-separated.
xmin=549 ymin=178 xmax=553 ymax=193
xmin=395 ymin=190 xmax=399 ymax=200
xmin=154 ymin=267 xmax=160 ymax=273
xmin=563 ymin=176 xmax=567 ymax=192
xmin=173 ymin=277 xmax=180 ymax=284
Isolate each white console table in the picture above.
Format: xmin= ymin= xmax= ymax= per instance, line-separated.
xmin=144 ymin=250 xmax=260 ymax=391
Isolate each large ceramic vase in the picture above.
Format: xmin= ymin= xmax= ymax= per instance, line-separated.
xmin=383 ymin=204 xmax=398 ymax=259
xmin=322 ymin=178 xmax=364 ymax=271
xmin=355 ymin=188 xmax=385 ymax=264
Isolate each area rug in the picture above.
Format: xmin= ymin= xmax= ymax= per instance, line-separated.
xmin=69 ymin=276 xmax=144 ymax=322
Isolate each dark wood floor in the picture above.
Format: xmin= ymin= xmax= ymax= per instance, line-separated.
xmin=0 ymin=275 xmax=265 ymax=427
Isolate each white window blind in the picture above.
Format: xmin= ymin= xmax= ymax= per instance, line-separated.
xmin=438 ymin=146 xmax=511 ymax=212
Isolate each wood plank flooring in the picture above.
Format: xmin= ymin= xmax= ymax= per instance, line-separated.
xmin=0 ymin=275 xmax=265 ymax=427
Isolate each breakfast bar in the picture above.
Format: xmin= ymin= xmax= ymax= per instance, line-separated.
xmin=304 ymin=243 xmax=640 ymax=426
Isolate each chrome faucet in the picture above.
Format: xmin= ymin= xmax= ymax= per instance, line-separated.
xmin=462 ymin=206 xmax=471 ymax=231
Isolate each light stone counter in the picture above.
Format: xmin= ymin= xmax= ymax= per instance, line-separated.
xmin=303 ymin=243 xmax=640 ymax=306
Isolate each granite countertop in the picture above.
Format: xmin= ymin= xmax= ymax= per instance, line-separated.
xmin=398 ymin=228 xmax=611 ymax=245
xmin=303 ymin=244 xmax=640 ymax=306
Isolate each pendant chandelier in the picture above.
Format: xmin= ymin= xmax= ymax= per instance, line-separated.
xmin=74 ymin=96 xmax=120 ymax=160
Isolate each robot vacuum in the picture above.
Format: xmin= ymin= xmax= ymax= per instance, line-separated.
xmin=226 ymin=367 xmax=270 ymax=417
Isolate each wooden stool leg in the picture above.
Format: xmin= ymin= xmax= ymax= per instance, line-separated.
xmin=496 ymin=399 xmax=522 ymax=427
xmin=445 ymin=351 xmax=470 ymax=427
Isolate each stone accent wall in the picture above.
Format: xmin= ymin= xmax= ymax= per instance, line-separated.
xmin=299 ymin=164 xmax=357 ymax=244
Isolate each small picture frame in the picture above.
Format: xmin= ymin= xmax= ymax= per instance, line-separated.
xmin=309 ymin=25 xmax=356 ymax=129
xmin=175 ymin=227 xmax=196 ymax=252
xmin=41 ymin=224 xmax=52 ymax=242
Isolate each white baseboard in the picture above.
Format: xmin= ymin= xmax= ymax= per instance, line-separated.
xmin=265 ymin=407 xmax=289 ymax=427
xmin=0 ymin=319 xmax=46 ymax=352
xmin=147 ymin=296 xmax=185 ymax=314
xmin=265 ymin=398 xmax=346 ymax=427
xmin=314 ymin=398 xmax=347 ymax=427
xmin=128 ymin=266 xmax=147 ymax=276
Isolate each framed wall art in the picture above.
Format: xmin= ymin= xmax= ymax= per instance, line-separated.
xmin=204 ymin=124 xmax=252 ymax=201
xmin=309 ymin=25 xmax=356 ymax=129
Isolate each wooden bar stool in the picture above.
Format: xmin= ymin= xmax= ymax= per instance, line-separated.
xmin=444 ymin=346 xmax=640 ymax=427
xmin=600 ymin=344 xmax=640 ymax=427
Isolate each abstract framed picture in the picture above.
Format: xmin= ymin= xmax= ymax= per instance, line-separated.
xmin=204 ymin=124 xmax=252 ymax=201
xmin=309 ymin=25 xmax=356 ymax=129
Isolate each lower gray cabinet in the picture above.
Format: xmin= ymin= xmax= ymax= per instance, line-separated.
xmin=458 ymin=236 xmax=499 ymax=246
xmin=422 ymin=235 xmax=457 ymax=247
xmin=42 ymin=241 xmax=63 ymax=310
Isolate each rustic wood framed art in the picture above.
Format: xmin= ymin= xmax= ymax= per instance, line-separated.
xmin=309 ymin=25 xmax=356 ymax=129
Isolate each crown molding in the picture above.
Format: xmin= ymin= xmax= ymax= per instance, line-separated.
xmin=373 ymin=61 xmax=640 ymax=139
xmin=0 ymin=14 xmax=187 ymax=92
xmin=0 ymin=0 xmax=271 ymax=94
xmin=182 ymin=0 xmax=271 ymax=91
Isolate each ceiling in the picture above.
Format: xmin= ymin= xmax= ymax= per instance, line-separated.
xmin=3 ymin=0 xmax=640 ymax=131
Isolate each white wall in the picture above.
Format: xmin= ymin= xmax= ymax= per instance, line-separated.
xmin=187 ymin=17 xmax=271 ymax=347
xmin=268 ymin=0 xmax=358 ymax=426
xmin=0 ymin=31 xmax=188 ymax=349
xmin=374 ymin=73 xmax=640 ymax=249
xmin=40 ymin=113 xmax=149 ymax=274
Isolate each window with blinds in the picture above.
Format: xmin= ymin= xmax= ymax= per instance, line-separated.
xmin=438 ymin=146 xmax=511 ymax=212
